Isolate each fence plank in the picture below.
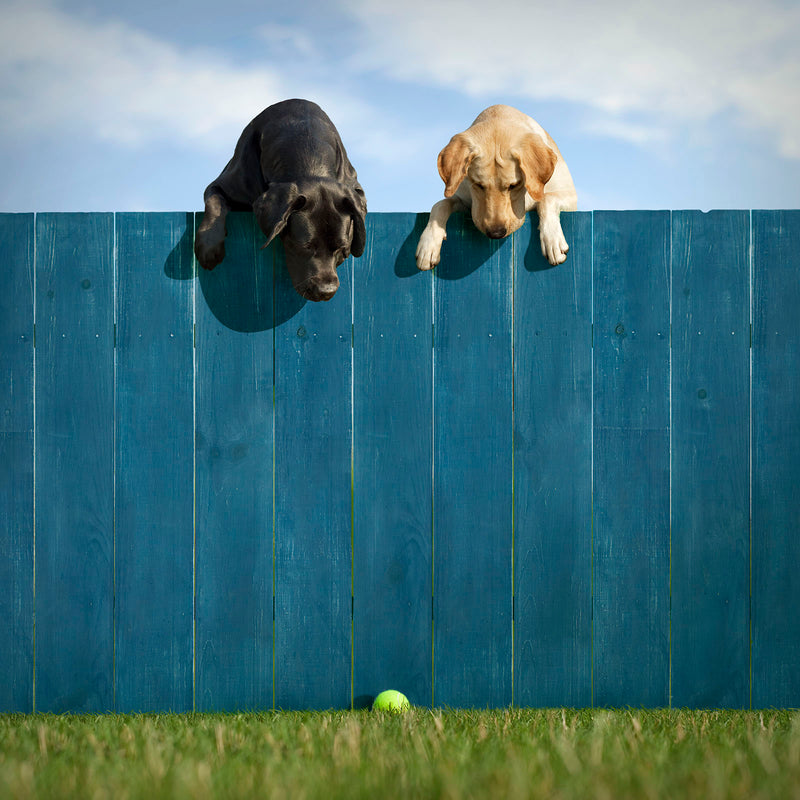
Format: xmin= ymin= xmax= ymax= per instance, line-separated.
xmin=513 ymin=212 xmax=593 ymax=707
xmin=593 ymin=210 xmax=671 ymax=707
xmin=752 ymin=209 xmax=800 ymax=708
xmin=433 ymin=215 xmax=513 ymax=708
xmin=115 ymin=212 xmax=195 ymax=712
xmin=35 ymin=213 xmax=115 ymax=712
xmin=671 ymin=210 xmax=750 ymax=708
xmin=0 ymin=214 xmax=34 ymax=712
xmin=353 ymin=213 xmax=433 ymax=708
xmin=195 ymin=212 xmax=274 ymax=711
xmin=274 ymin=249 xmax=352 ymax=710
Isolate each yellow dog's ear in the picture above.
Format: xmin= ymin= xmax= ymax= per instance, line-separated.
xmin=512 ymin=134 xmax=557 ymax=201
xmin=437 ymin=133 xmax=476 ymax=197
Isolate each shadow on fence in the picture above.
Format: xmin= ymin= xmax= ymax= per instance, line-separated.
xmin=162 ymin=209 xmax=554 ymax=332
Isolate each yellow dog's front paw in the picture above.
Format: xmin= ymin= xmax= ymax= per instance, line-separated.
xmin=415 ymin=228 xmax=444 ymax=270
xmin=540 ymin=222 xmax=569 ymax=266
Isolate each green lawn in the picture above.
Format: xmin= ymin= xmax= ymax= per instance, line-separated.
xmin=2 ymin=709 xmax=800 ymax=799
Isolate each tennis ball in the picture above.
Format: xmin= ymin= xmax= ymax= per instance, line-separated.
xmin=372 ymin=690 xmax=410 ymax=712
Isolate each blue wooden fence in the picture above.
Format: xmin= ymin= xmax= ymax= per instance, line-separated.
xmin=1 ymin=210 xmax=799 ymax=713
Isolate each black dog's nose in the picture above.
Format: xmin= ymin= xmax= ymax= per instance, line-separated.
xmin=487 ymin=226 xmax=508 ymax=239
xmin=305 ymin=280 xmax=339 ymax=302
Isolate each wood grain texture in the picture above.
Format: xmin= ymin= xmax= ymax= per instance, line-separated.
xmin=35 ymin=213 xmax=115 ymax=712
xmin=195 ymin=212 xmax=274 ymax=711
xmin=752 ymin=210 xmax=800 ymax=708
xmin=593 ymin=211 xmax=671 ymax=708
xmin=671 ymin=211 xmax=750 ymax=708
xmin=0 ymin=214 xmax=34 ymax=711
xmin=433 ymin=214 xmax=513 ymax=708
xmin=353 ymin=213 xmax=433 ymax=708
xmin=115 ymin=213 xmax=194 ymax=712
xmin=513 ymin=212 xmax=593 ymax=707
xmin=9 ymin=209 xmax=800 ymax=711
xmin=274 ymin=245 xmax=353 ymax=710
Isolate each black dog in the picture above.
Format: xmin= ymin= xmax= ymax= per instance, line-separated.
xmin=195 ymin=99 xmax=367 ymax=302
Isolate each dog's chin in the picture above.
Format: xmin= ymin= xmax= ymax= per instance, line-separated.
xmin=298 ymin=280 xmax=339 ymax=302
xmin=286 ymin=260 xmax=340 ymax=302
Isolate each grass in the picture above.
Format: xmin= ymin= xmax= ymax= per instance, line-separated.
xmin=2 ymin=709 xmax=800 ymax=799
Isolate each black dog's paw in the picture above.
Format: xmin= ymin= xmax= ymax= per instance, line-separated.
xmin=194 ymin=230 xmax=226 ymax=271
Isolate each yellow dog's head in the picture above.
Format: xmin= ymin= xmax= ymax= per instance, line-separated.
xmin=437 ymin=114 xmax=557 ymax=239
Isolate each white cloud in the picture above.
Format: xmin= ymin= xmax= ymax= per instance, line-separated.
xmin=0 ymin=0 xmax=286 ymax=149
xmin=341 ymin=0 xmax=800 ymax=158
xmin=0 ymin=0 xmax=430 ymax=176
xmin=583 ymin=118 xmax=669 ymax=148
xmin=6 ymin=0 xmax=797 ymax=164
xmin=258 ymin=24 xmax=317 ymax=60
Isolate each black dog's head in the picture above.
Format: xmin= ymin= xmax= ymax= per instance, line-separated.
xmin=254 ymin=180 xmax=366 ymax=302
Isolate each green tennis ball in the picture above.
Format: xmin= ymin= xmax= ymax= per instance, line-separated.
xmin=372 ymin=690 xmax=410 ymax=712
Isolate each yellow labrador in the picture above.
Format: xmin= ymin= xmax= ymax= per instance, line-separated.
xmin=416 ymin=105 xmax=577 ymax=269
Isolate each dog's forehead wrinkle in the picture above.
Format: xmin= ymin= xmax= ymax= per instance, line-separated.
xmin=287 ymin=212 xmax=314 ymax=243
xmin=289 ymin=201 xmax=349 ymax=251
xmin=469 ymin=153 xmax=520 ymax=185
xmin=469 ymin=156 xmax=492 ymax=179
xmin=298 ymin=179 xmax=340 ymax=209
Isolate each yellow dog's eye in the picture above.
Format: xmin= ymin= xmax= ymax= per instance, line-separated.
xmin=472 ymin=183 xmax=485 ymax=191
xmin=510 ymin=181 xmax=523 ymax=190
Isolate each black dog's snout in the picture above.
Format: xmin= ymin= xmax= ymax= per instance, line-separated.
xmin=304 ymin=280 xmax=339 ymax=302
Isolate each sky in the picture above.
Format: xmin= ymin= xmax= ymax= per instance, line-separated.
xmin=1 ymin=0 xmax=799 ymax=213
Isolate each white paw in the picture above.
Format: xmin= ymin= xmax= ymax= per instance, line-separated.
xmin=540 ymin=221 xmax=569 ymax=266
xmin=415 ymin=227 xmax=444 ymax=271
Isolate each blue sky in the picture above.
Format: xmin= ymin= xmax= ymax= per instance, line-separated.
xmin=1 ymin=0 xmax=799 ymax=213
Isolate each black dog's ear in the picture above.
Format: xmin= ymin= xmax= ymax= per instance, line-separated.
xmin=342 ymin=186 xmax=367 ymax=257
xmin=253 ymin=183 xmax=306 ymax=246
xmin=350 ymin=208 xmax=367 ymax=257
